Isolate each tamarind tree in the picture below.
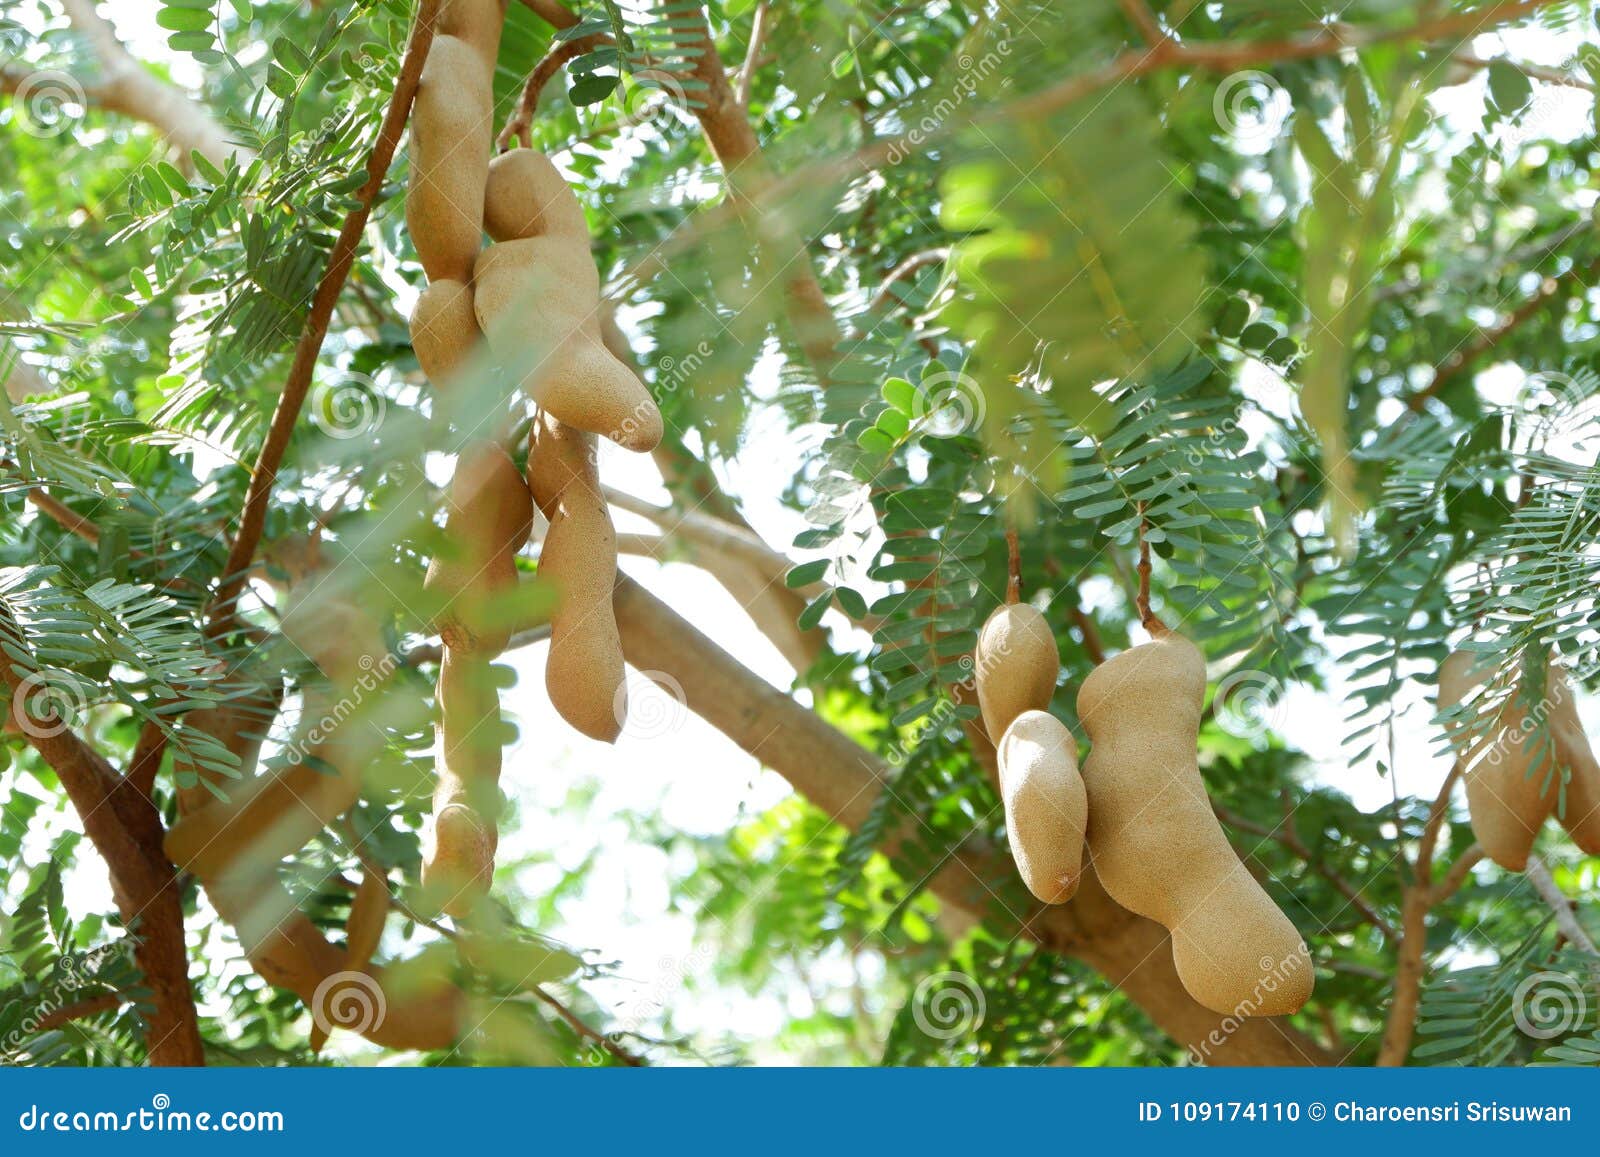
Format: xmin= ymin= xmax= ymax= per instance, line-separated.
xmin=3 ymin=0 xmax=1600 ymax=1068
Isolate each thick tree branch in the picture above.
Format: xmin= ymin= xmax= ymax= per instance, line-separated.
xmin=612 ymin=574 xmax=1334 ymax=1065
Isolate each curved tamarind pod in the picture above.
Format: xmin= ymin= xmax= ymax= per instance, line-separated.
xmin=474 ymin=239 xmax=663 ymax=452
xmin=1549 ymin=667 xmax=1600 ymax=855
xmin=346 ymin=866 xmax=390 ymax=972
xmin=424 ymin=442 xmax=534 ymax=655
xmin=483 ymin=149 xmax=590 ymax=242
xmin=997 ymin=710 xmax=1086 ymax=904
xmin=410 ymin=279 xmax=482 ymax=387
xmin=407 ymin=35 xmax=492 ymax=283
xmin=173 ymin=677 xmax=283 ymax=815
xmin=438 ymin=0 xmax=507 ymax=71
xmin=974 ymin=604 xmax=1058 ymax=744
xmin=1439 ymin=650 xmax=1556 ymax=871
xmin=1078 ymin=629 xmax=1312 ymax=1017
xmin=422 ymin=649 xmax=502 ymax=916
xmin=528 ymin=412 xmax=626 ymax=742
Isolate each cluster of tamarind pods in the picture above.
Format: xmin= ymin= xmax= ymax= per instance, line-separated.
xmin=407 ymin=0 xmax=662 ymax=916
xmin=1438 ymin=650 xmax=1600 ymax=871
xmin=976 ymin=604 xmax=1313 ymax=1017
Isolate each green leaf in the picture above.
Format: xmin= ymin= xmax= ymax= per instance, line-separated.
xmin=1487 ymin=60 xmax=1532 ymax=112
xmin=156 ymin=7 xmax=212 ymax=33
xmin=569 ymin=73 xmax=620 ymax=105
xmin=785 ymin=560 xmax=829 ymax=589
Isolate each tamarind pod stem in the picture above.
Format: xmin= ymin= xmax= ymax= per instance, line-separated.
xmin=474 ymin=239 xmax=664 ymax=453
xmin=422 ymin=649 xmax=503 ymax=916
xmin=1438 ymin=651 xmax=1555 ymax=871
xmin=974 ymin=603 xmax=1059 ymax=743
xmin=528 ymin=412 xmax=627 ymax=742
xmin=998 ymin=710 xmax=1086 ymax=905
xmin=410 ymin=279 xmax=482 ymax=387
xmin=483 ymin=149 xmax=591 ymax=242
xmin=1547 ymin=666 xmax=1600 ymax=855
xmin=1078 ymin=632 xmax=1312 ymax=1017
xmin=407 ymin=35 xmax=492 ymax=283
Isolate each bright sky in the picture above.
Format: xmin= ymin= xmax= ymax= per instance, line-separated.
xmin=11 ymin=5 xmax=1600 ymax=1063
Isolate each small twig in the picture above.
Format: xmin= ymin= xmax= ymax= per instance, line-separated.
xmin=497 ymin=32 xmax=612 ymax=151
xmin=208 ymin=0 xmax=442 ymax=641
xmin=529 ymin=986 xmax=645 ymax=1066
xmin=1452 ymin=52 xmax=1595 ymax=91
xmin=1118 ymin=0 xmax=1166 ymax=46
xmin=1135 ymin=504 xmax=1163 ymax=632
xmin=1525 ymin=855 xmax=1598 ymax=955
xmin=734 ymin=1 xmax=770 ymax=109
xmin=403 ymin=621 xmax=553 ymax=668
xmin=125 ymin=719 xmax=167 ymax=797
xmin=864 ymin=247 xmax=951 ymax=317
xmin=1004 ymin=526 xmax=1021 ymax=605
xmin=33 ymin=993 xmax=124 ymax=1032
xmin=1067 ymin=603 xmax=1107 ymax=666
xmin=1429 ymin=843 xmax=1484 ymax=904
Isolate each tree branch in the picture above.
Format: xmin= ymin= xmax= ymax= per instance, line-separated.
xmin=734 ymin=2 xmax=771 ymax=110
xmin=208 ymin=0 xmax=442 ymax=640
xmin=1525 ymin=855 xmax=1598 ymax=955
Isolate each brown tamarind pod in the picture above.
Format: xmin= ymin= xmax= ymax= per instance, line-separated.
xmin=173 ymin=677 xmax=283 ymax=815
xmin=474 ymin=239 xmax=664 ymax=453
xmin=407 ymin=35 xmax=492 ymax=283
xmin=424 ymin=442 xmax=534 ymax=655
xmin=1439 ymin=650 xmax=1556 ymax=872
xmin=1078 ymin=629 xmax=1312 ymax=1017
xmin=528 ymin=412 xmax=626 ymax=742
xmin=974 ymin=603 xmax=1058 ymax=743
xmin=438 ymin=0 xmax=507 ymax=71
xmin=1549 ymin=667 xmax=1600 ymax=855
xmin=483 ymin=149 xmax=590 ymax=242
xmin=422 ymin=649 xmax=502 ymax=917
xmin=345 ymin=866 xmax=390 ymax=972
xmin=997 ymin=710 xmax=1086 ymax=905
xmin=410 ymin=279 xmax=482 ymax=387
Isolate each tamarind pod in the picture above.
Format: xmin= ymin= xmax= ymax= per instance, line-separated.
xmin=345 ymin=866 xmax=390 ymax=973
xmin=438 ymin=0 xmax=507 ymax=71
xmin=1078 ymin=630 xmax=1312 ymax=1017
xmin=474 ymin=239 xmax=664 ymax=453
xmin=421 ymin=650 xmax=502 ymax=916
xmin=997 ymin=710 xmax=1086 ymax=905
xmin=407 ymin=35 xmax=492 ymax=284
xmin=424 ymin=442 xmax=534 ymax=655
xmin=1544 ymin=666 xmax=1600 ymax=855
xmin=528 ymin=413 xmax=627 ymax=742
xmin=410 ymin=279 xmax=482 ymax=387
xmin=278 ymin=591 xmax=390 ymax=687
xmin=483 ymin=149 xmax=590 ymax=242
xmin=974 ymin=603 xmax=1059 ymax=743
xmin=1438 ymin=651 xmax=1555 ymax=872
